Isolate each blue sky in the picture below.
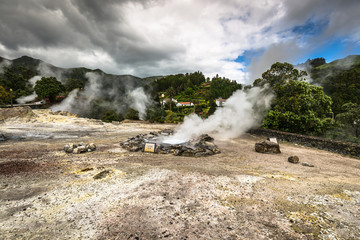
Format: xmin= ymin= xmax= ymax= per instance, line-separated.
xmin=0 ymin=0 xmax=360 ymax=83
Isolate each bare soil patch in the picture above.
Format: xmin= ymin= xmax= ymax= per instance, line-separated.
xmin=0 ymin=109 xmax=359 ymax=239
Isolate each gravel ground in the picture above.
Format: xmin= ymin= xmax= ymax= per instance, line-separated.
xmin=0 ymin=110 xmax=360 ymax=239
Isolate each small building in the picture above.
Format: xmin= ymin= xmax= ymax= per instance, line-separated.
xmin=163 ymin=98 xmax=177 ymax=104
xmin=216 ymin=98 xmax=226 ymax=107
xmin=176 ymin=102 xmax=194 ymax=107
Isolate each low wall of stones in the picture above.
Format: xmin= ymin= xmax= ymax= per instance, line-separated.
xmin=248 ymin=128 xmax=360 ymax=157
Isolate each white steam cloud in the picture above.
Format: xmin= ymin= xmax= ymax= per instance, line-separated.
xmin=0 ymin=59 xmax=11 ymax=73
xmin=51 ymin=72 xmax=102 ymax=113
xmin=164 ymin=87 xmax=273 ymax=143
xmin=15 ymin=92 xmax=38 ymax=104
xmin=51 ymin=88 xmax=78 ymax=112
xmin=37 ymin=62 xmax=65 ymax=82
xmin=15 ymin=75 xmax=41 ymax=104
xmin=51 ymin=72 xmax=152 ymax=119
xmin=126 ymin=87 xmax=152 ymax=120
xmin=248 ymin=41 xmax=303 ymax=81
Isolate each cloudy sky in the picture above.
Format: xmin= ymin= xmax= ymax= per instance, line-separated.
xmin=1 ymin=0 xmax=360 ymax=83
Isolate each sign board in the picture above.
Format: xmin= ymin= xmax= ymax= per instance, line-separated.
xmin=267 ymin=138 xmax=278 ymax=144
xmin=144 ymin=143 xmax=156 ymax=153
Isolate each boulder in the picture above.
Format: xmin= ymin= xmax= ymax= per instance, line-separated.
xmin=255 ymin=140 xmax=281 ymax=153
xmin=288 ymin=156 xmax=299 ymax=164
xmin=64 ymin=142 xmax=96 ymax=154
xmin=87 ymin=143 xmax=96 ymax=152
xmin=64 ymin=144 xmax=73 ymax=153
xmin=77 ymin=145 xmax=87 ymax=153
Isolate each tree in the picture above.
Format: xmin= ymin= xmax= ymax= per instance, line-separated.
xmin=259 ymin=62 xmax=333 ymax=134
xmin=209 ymin=76 xmax=242 ymax=99
xmin=0 ymin=85 xmax=10 ymax=104
xmin=64 ymin=78 xmax=86 ymax=92
xmin=166 ymin=86 xmax=176 ymax=111
xmin=336 ymin=103 xmax=360 ymax=138
xmin=124 ymin=108 xmax=140 ymax=120
xmin=320 ymin=68 xmax=360 ymax=115
xmin=34 ymin=77 xmax=65 ymax=102
xmin=253 ymin=62 xmax=307 ymax=87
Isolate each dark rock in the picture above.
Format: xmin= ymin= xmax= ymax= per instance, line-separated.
xmin=302 ymin=162 xmax=314 ymax=167
xmin=0 ymin=133 xmax=7 ymax=141
xmin=64 ymin=144 xmax=73 ymax=153
xmin=87 ymin=143 xmax=96 ymax=152
xmin=288 ymin=156 xmax=299 ymax=164
xmin=255 ymin=140 xmax=281 ymax=153
xmin=93 ymin=169 xmax=113 ymax=179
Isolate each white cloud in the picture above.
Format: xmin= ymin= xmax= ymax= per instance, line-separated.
xmin=0 ymin=0 xmax=359 ymax=84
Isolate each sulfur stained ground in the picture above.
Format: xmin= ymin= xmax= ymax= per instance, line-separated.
xmin=0 ymin=110 xmax=359 ymax=240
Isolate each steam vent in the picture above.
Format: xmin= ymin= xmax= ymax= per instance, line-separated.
xmin=120 ymin=129 xmax=221 ymax=157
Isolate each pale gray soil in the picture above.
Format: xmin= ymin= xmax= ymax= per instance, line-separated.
xmin=0 ymin=110 xmax=359 ymax=239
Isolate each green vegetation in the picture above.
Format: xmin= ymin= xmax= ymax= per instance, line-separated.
xmin=336 ymin=103 xmax=360 ymax=138
xmin=208 ymin=75 xmax=242 ymax=99
xmin=124 ymin=108 xmax=140 ymax=120
xmin=34 ymin=77 xmax=65 ymax=102
xmin=0 ymin=86 xmax=10 ymax=104
xmin=1 ymin=54 xmax=359 ymax=143
xmin=256 ymin=62 xmax=333 ymax=135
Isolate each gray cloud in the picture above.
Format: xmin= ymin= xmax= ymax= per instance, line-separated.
xmin=0 ymin=0 xmax=359 ymax=82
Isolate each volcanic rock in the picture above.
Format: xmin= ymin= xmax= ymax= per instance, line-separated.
xmin=120 ymin=130 xmax=220 ymax=157
xmin=93 ymin=169 xmax=113 ymax=180
xmin=0 ymin=133 xmax=6 ymax=141
xmin=288 ymin=156 xmax=299 ymax=164
xmin=255 ymin=140 xmax=281 ymax=153
xmin=87 ymin=143 xmax=96 ymax=152
xmin=64 ymin=144 xmax=74 ymax=153
xmin=64 ymin=142 xmax=96 ymax=154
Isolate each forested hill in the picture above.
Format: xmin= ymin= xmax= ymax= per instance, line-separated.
xmin=308 ymin=55 xmax=360 ymax=115
xmin=1 ymin=54 xmax=359 ymax=143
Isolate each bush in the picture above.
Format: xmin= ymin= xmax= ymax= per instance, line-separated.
xmin=124 ymin=108 xmax=140 ymax=120
xmin=165 ymin=111 xmax=183 ymax=123
xmin=101 ymin=110 xmax=123 ymax=123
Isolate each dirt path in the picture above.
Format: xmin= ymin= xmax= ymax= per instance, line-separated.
xmin=0 ymin=110 xmax=359 ymax=239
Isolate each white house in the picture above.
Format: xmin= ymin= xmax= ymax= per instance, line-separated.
xmin=215 ymin=98 xmax=226 ymax=107
xmin=176 ymin=102 xmax=194 ymax=107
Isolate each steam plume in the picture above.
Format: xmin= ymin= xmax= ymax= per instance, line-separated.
xmin=16 ymin=92 xmax=38 ymax=104
xmin=0 ymin=59 xmax=11 ymax=73
xmin=126 ymin=87 xmax=152 ymax=120
xmin=164 ymin=87 xmax=273 ymax=143
xmin=51 ymin=72 xmax=152 ymax=119
xmin=37 ymin=62 xmax=65 ymax=82
xmin=15 ymin=76 xmax=41 ymax=104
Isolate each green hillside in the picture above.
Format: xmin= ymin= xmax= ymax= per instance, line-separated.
xmin=310 ymin=55 xmax=360 ymax=115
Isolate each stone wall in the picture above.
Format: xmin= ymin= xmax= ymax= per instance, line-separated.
xmin=248 ymin=128 xmax=360 ymax=157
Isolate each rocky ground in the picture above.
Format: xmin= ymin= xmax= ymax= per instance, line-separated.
xmin=0 ymin=109 xmax=360 ymax=239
